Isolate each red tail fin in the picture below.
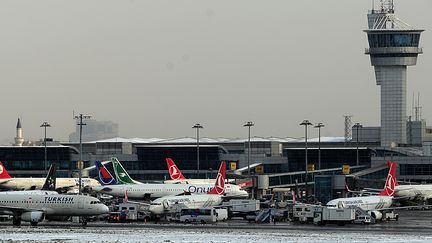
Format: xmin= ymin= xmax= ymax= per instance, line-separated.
xmin=391 ymin=161 xmax=400 ymax=186
xmin=208 ymin=161 xmax=226 ymax=195
xmin=165 ymin=158 xmax=187 ymax=180
xmin=0 ymin=161 xmax=12 ymax=179
xmin=379 ymin=161 xmax=397 ymax=196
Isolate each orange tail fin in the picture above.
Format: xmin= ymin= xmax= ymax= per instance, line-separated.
xmin=165 ymin=158 xmax=187 ymax=180
xmin=0 ymin=161 xmax=12 ymax=179
xmin=208 ymin=161 xmax=226 ymax=195
xmin=379 ymin=161 xmax=397 ymax=196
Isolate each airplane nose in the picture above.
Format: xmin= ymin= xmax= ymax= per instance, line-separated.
xmin=101 ymin=205 xmax=109 ymax=214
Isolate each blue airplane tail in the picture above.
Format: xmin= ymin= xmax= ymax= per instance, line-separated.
xmin=95 ymin=161 xmax=117 ymax=185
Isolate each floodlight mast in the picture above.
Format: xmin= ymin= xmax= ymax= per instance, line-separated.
xmin=74 ymin=114 xmax=92 ymax=195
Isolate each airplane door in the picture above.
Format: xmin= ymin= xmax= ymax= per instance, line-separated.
xmin=78 ymin=198 xmax=84 ymax=209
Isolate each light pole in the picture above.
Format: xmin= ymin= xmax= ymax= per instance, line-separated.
xmin=192 ymin=123 xmax=203 ymax=178
xmin=74 ymin=114 xmax=91 ymax=195
xmin=243 ymin=121 xmax=254 ymax=176
xmin=300 ymin=120 xmax=312 ymax=197
xmin=40 ymin=122 xmax=51 ymax=173
xmin=353 ymin=123 xmax=363 ymax=166
xmin=314 ymin=123 xmax=324 ymax=171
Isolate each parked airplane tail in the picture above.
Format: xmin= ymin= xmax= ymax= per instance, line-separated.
xmin=41 ymin=163 xmax=57 ymax=191
xmin=96 ymin=161 xmax=117 ymax=185
xmin=0 ymin=161 xmax=12 ymax=179
xmin=379 ymin=161 xmax=397 ymax=197
xmin=392 ymin=161 xmax=400 ymax=186
xmin=111 ymin=157 xmax=139 ymax=184
xmin=165 ymin=158 xmax=187 ymax=180
xmin=208 ymin=161 xmax=226 ymax=195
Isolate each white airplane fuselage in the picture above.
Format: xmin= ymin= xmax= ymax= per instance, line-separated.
xmin=149 ymin=194 xmax=223 ymax=215
xmin=0 ymin=192 xmax=109 ymax=216
xmin=326 ymin=195 xmax=393 ymax=211
xmin=0 ymin=178 xmax=100 ymax=191
xmin=93 ymin=183 xmax=248 ymax=199
xmin=395 ymin=185 xmax=432 ymax=201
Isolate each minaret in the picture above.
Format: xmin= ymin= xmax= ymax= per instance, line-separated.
xmin=14 ymin=118 xmax=24 ymax=146
xmin=365 ymin=0 xmax=423 ymax=147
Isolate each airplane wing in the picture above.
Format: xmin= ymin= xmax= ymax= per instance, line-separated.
xmin=124 ymin=200 xmax=151 ymax=206
xmin=176 ymin=191 xmax=191 ymax=196
xmin=0 ymin=179 xmax=12 ymax=185
xmin=378 ymin=204 xmax=432 ymax=211
xmin=0 ymin=205 xmax=44 ymax=215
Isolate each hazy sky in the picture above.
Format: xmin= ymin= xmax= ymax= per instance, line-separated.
xmin=0 ymin=0 xmax=431 ymax=143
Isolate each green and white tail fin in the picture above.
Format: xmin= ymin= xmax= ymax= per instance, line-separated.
xmin=111 ymin=157 xmax=143 ymax=184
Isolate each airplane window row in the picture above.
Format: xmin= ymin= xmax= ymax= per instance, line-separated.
xmin=0 ymin=200 xmax=74 ymax=204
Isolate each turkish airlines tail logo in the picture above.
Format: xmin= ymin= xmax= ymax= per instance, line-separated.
xmin=208 ymin=161 xmax=226 ymax=195
xmin=0 ymin=161 xmax=12 ymax=179
xmin=379 ymin=161 xmax=397 ymax=197
xmin=96 ymin=161 xmax=117 ymax=185
xmin=166 ymin=158 xmax=187 ymax=180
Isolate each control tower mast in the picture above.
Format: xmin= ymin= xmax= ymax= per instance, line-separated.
xmin=365 ymin=0 xmax=423 ymax=147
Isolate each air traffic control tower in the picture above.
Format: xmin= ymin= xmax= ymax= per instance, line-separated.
xmin=365 ymin=0 xmax=423 ymax=147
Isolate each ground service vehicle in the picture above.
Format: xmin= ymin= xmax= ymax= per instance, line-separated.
xmin=179 ymin=208 xmax=219 ymax=224
xmin=223 ymin=199 xmax=260 ymax=218
xmin=313 ymin=207 xmax=356 ymax=226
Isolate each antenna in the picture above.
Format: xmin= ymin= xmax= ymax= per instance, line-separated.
xmin=411 ymin=93 xmax=415 ymax=119
xmin=381 ymin=0 xmax=395 ymax=13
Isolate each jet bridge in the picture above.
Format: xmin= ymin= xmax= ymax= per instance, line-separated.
xmin=266 ymin=165 xmax=368 ymax=189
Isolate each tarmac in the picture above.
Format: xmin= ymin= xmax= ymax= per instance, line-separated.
xmin=1 ymin=209 xmax=432 ymax=234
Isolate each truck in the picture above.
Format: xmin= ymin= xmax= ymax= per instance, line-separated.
xmin=292 ymin=204 xmax=321 ymax=223
xmin=222 ymin=199 xmax=260 ymax=219
xmin=179 ymin=207 xmax=229 ymax=224
xmin=313 ymin=207 xmax=356 ymax=226
xmin=383 ymin=211 xmax=399 ymax=221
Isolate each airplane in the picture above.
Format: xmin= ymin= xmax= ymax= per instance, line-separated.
xmin=383 ymin=163 xmax=432 ymax=203
xmin=345 ymin=162 xmax=432 ymax=204
xmin=0 ymin=161 xmax=100 ymax=192
xmin=0 ymin=164 xmax=109 ymax=226
xmin=149 ymin=161 xmax=227 ymax=215
xmin=93 ymin=161 xmax=249 ymax=200
xmin=326 ymin=161 xmax=396 ymax=220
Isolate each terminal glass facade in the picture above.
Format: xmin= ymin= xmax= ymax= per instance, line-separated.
xmin=400 ymin=164 xmax=432 ymax=176
xmin=285 ymin=148 xmax=371 ymax=172
xmin=0 ymin=147 xmax=74 ymax=177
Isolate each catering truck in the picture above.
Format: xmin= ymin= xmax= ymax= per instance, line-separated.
xmin=313 ymin=207 xmax=356 ymax=226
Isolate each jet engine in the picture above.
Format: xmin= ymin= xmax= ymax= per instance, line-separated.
xmin=21 ymin=211 xmax=45 ymax=224
xmin=162 ymin=199 xmax=170 ymax=210
xmin=337 ymin=201 xmax=347 ymax=209
xmin=369 ymin=211 xmax=383 ymax=220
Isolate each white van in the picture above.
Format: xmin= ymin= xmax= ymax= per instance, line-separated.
xmin=180 ymin=208 xmax=226 ymax=224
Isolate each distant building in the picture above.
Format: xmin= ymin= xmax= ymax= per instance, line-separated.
xmin=14 ymin=118 xmax=24 ymax=146
xmin=69 ymin=120 xmax=119 ymax=142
